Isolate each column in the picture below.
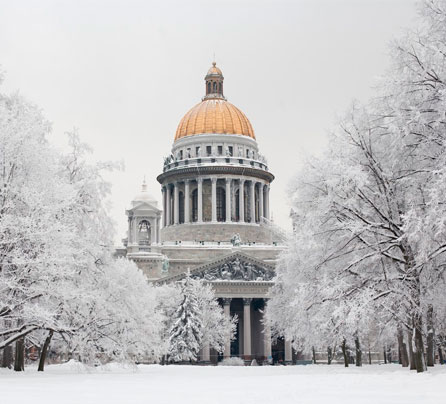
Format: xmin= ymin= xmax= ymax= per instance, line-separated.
xmin=259 ymin=183 xmax=264 ymax=222
xmin=249 ymin=181 xmax=255 ymax=223
xmin=174 ymin=182 xmax=179 ymax=225
xmin=132 ymin=217 xmax=138 ymax=245
xmin=211 ymin=177 xmax=217 ymax=222
xmin=285 ymin=338 xmax=292 ymax=364
xmin=201 ymin=341 xmax=210 ymax=363
xmin=225 ymin=178 xmax=231 ymax=222
xmin=223 ymin=298 xmax=232 ymax=358
xmin=184 ymin=180 xmax=190 ymax=223
xmin=165 ymin=185 xmax=171 ymax=226
xmin=155 ymin=217 xmax=159 ymax=243
xmin=161 ymin=187 xmax=166 ymax=227
xmin=243 ymin=298 xmax=252 ymax=361
xmin=239 ymin=179 xmax=245 ymax=223
xmin=198 ymin=178 xmax=203 ymax=223
xmin=265 ymin=185 xmax=270 ymax=220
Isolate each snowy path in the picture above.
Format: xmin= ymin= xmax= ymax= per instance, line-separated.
xmin=0 ymin=363 xmax=444 ymax=404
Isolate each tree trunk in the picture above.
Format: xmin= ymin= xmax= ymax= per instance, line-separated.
xmin=368 ymin=348 xmax=372 ymax=365
xmin=327 ymin=346 xmax=332 ymax=365
xmin=341 ymin=339 xmax=349 ymax=368
xmin=383 ymin=345 xmax=387 ymax=364
xmin=426 ymin=305 xmax=435 ymax=367
xmin=413 ymin=316 xmax=426 ymax=373
xmin=38 ymin=330 xmax=53 ymax=372
xmin=355 ymin=336 xmax=362 ymax=367
xmin=1 ymin=345 xmax=14 ymax=368
xmin=14 ymin=338 xmax=25 ymax=372
xmin=312 ymin=346 xmax=316 ymax=364
xmin=407 ymin=329 xmax=416 ymax=370
xmin=438 ymin=345 xmax=444 ymax=365
xmin=397 ymin=326 xmax=409 ymax=367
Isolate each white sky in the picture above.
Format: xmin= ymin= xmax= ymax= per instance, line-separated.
xmin=0 ymin=0 xmax=418 ymax=244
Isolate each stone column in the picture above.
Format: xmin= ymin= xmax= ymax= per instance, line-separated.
xmin=239 ymin=179 xmax=245 ymax=223
xmin=223 ymin=298 xmax=232 ymax=358
xmin=197 ymin=178 xmax=203 ymax=223
xmin=249 ymin=181 xmax=255 ymax=223
xmin=161 ymin=187 xmax=166 ymax=227
xmin=211 ymin=177 xmax=217 ymax=222
xmin=285 ymin=338 xmax=292 ymax=364
xmin=243 ymin=298 xmax=252 ymax=361
xmin=259 ymin=183 xmax=264 ymax=222
xmin=184 ymin=180 xmax=190 ymax=223
xmin=173 ymin=182 xmax=179 ymax=225
xmin=265 ymin=185 xmax=270 ymax=220
xmin=155 ymin=217 xmax=159 ymax=243
xmin=165 ymin=185 xmax=171 ymax=226
xmin=201 ymin=341 xmax=210 ymax=363
xmin=132 ymin=216 xmax=138 ymax=245
xmin=225 ymin=178 xmax=231 ymax=222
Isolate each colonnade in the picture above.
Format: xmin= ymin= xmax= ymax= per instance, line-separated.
xmin=161 ymin=177 xmax=270 ymax=227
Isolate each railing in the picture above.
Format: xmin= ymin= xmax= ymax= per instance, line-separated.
xmin=163 ymin=156 xmax=269 ymax=173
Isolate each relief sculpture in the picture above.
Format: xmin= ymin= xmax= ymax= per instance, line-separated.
xmin=193 ymin=257 xmax=274 ymax=281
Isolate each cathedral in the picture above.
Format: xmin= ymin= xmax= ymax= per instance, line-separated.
xmin=117 ymin=62 xmax=292 ymax=364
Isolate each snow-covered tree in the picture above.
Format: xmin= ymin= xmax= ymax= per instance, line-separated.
xmin=168 ymin=273 xmax=203 ymax=362
xmin=0 ymin=80 xmax=164 ymax=370
xmin=268 ymin=0 xmax=446 ymax=373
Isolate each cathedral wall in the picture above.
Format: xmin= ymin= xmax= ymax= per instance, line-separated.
xmin=160 ymin=223 xmax=273 ymax=244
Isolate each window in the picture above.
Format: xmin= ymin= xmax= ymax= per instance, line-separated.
xmin=179 ymin=150 xmax=183 ymax=160
xmin=228 ymin=146 xmax=233 ymax=156
xmin=207 ymin=82 xmax=211 ymax=94
xmin=206 ymin=145 xmax=212 ymax=156
xmin=192 ymin=189 xmax=198 ymax=222
xmin=179 ymin=192 xmax=185 ymax=224
xmin=138 ymin=220 xmax=151 ymax=245
xmin=235 ymin=189 xmax=240 ymax=221
xmin=219 ymin=83 xmax=222 ymax=93
xmin=218 ymin=145 xmax=223 ymax=155
xmin=216 ymin=187 xmax=226 ymax=222
xmin=196 ymin=146 xmax=200 ymax=157
xmin=213 ymin=82 xmax=217 ymax=92
xmin=246 ymin=149 xmax=250 ymax=158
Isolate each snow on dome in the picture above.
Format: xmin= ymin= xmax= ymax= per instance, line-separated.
xmin=132 ymin=179 xmax=158 ymax=207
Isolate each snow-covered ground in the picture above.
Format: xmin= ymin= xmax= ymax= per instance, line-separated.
xmin=1 ymin=362 xmax=444 ymax=404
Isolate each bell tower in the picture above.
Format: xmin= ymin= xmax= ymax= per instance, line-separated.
xmin=203 ymin=62 xmax=225 ymax=100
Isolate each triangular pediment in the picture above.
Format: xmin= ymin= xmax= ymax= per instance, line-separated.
xmin=127 ymin=200 xmax=161 ymax=214
xmin=160 ymin=252 xmax=275 ymax=283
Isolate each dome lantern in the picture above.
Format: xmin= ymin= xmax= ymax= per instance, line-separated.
xmin=203 ymin=61 xmax=225 ymax=100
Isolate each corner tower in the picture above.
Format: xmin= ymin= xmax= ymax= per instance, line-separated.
xmin=157 ymin=63 xmax=274 ymax=244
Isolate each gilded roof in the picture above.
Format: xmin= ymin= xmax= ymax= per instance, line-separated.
xmin=174 ymin=99 xmax=256 ymax=141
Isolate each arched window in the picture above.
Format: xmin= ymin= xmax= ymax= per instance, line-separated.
xmin=235 ymin=189 xmax=240 ymax=222
xmin=255 ymin=187 xmax=260 ymax=223
xmin=213 ymin=82 xmax=217 ymax=92
xmin=179 ymin=191 xmax=185 ymax=224
xmin=219 ymin=83 xmax=222 ymax=93
xmin=169 ymin=192 xmax=174 ymax=225
xmin=207 ymin=82 xmax=211 ymax=94
xmin=138 ymin=220 xmax=151 ymax=245
xmin=216 ymin=187 xmax=226 ymax=222
xmin=192 ymin=189 xmax=198 ymax=222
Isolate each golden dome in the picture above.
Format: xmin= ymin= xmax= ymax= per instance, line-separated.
xmin=175 ymin=98 xmax=256 ymax=141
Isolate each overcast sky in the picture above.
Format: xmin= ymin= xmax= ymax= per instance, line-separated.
xmin=0 ymin=0 xmax=418 ymax=243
